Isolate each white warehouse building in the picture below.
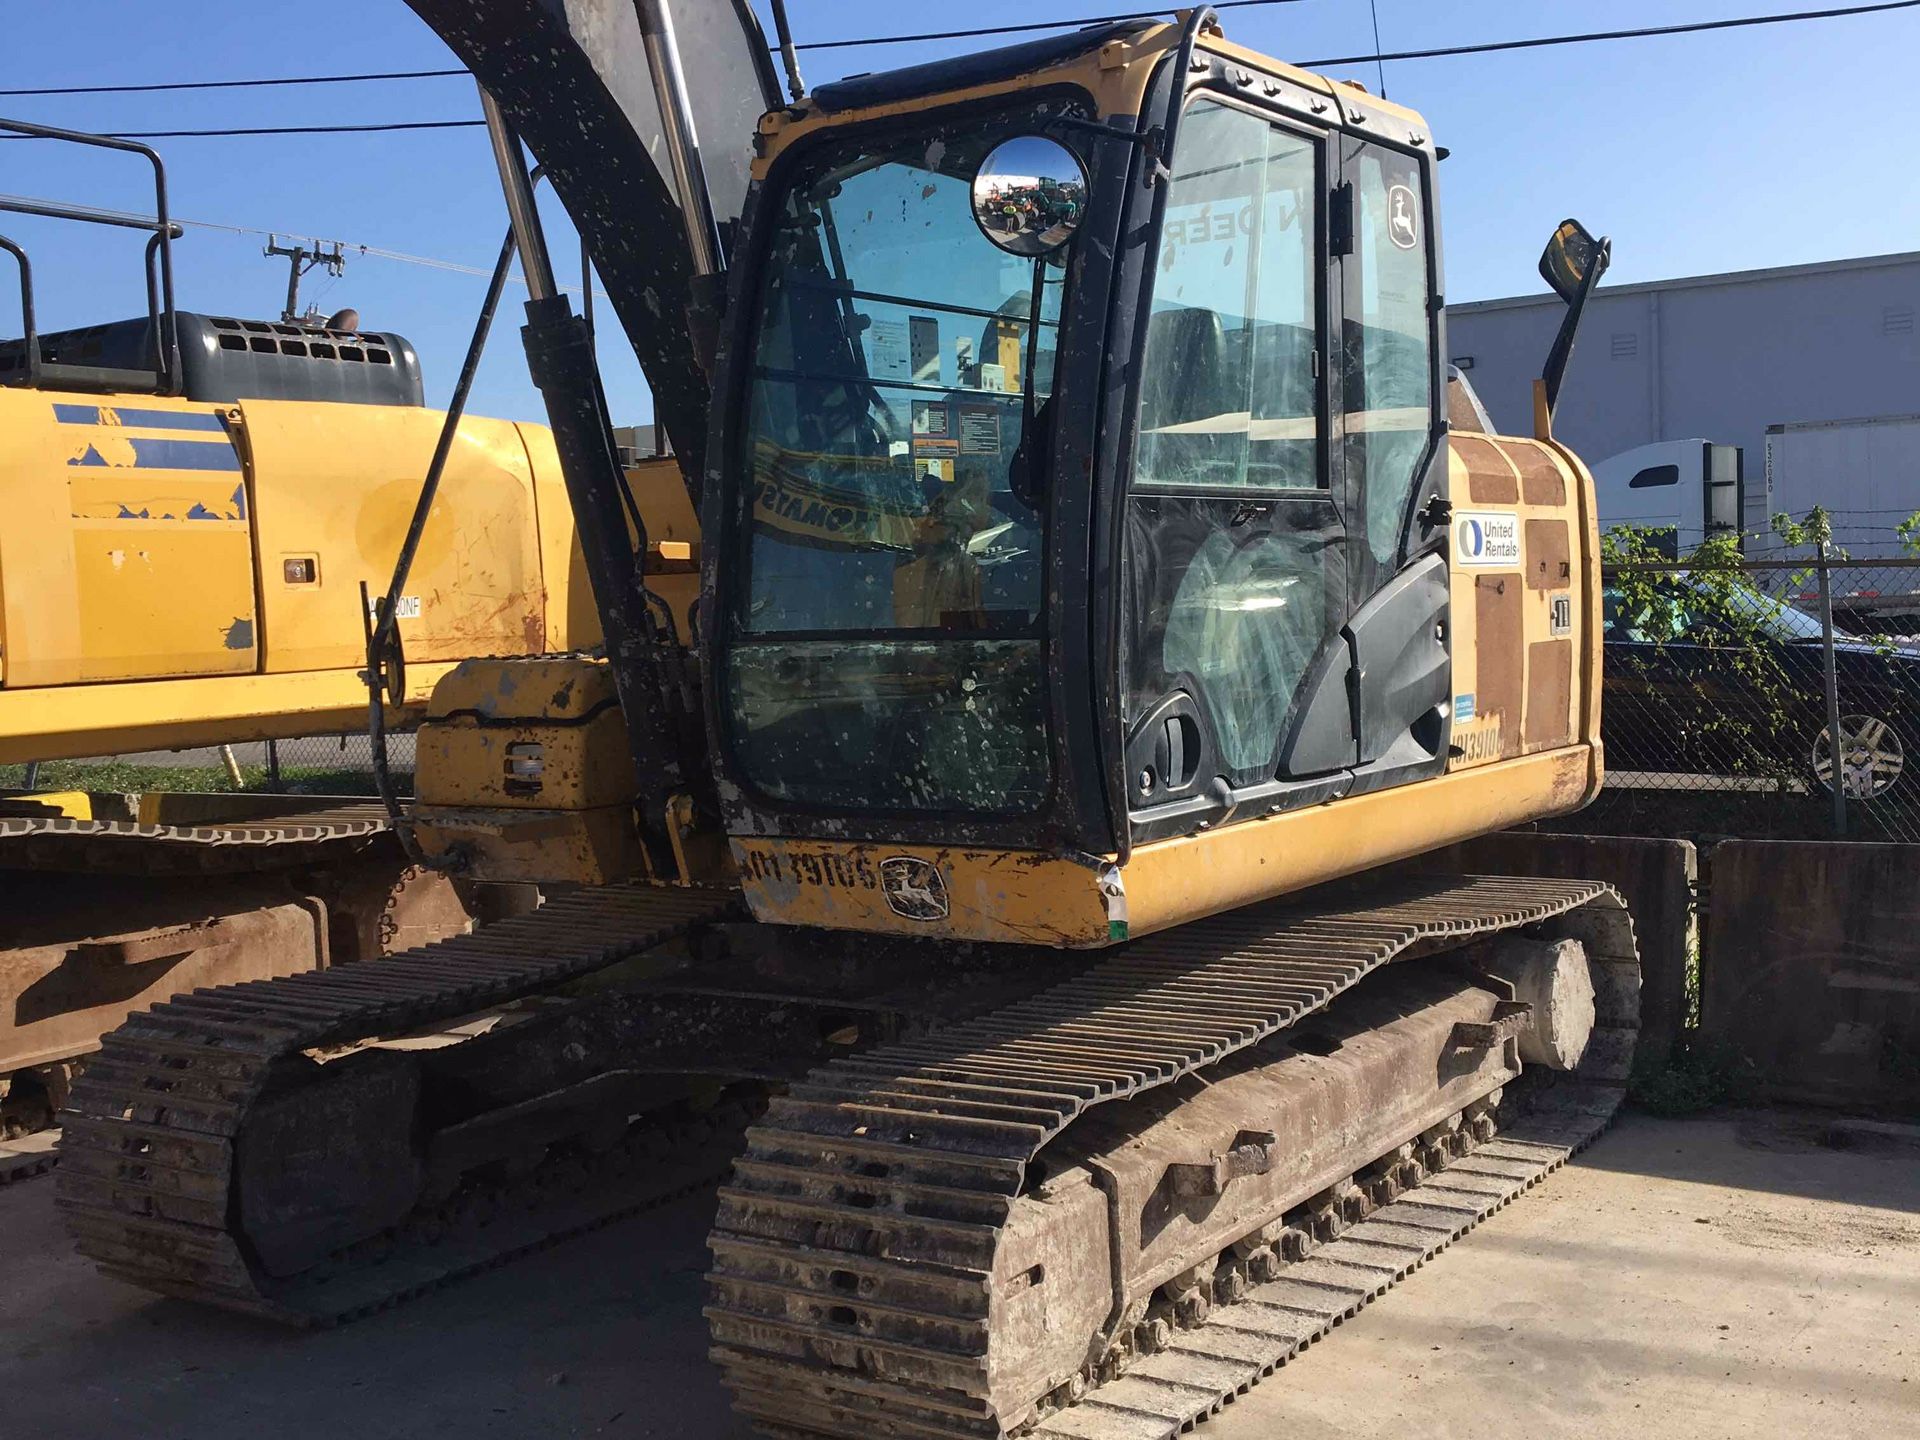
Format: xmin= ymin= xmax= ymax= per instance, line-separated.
xmin=1445 ymin=251 xmax=1920 ymax=552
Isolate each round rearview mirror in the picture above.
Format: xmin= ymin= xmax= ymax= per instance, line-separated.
xmin=971 ymin=135 xmax=1088 ymax=258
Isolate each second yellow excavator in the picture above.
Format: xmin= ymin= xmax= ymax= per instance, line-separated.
xmin=60 ymin=7 xmax=1639 ymax=1435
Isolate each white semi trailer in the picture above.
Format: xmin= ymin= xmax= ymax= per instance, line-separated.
xmin=1592 ymin=415 xmax=1920 ymax=632
xmin=1593 ymin=414 xmax=1920 ymax=556
xmin=1763 ymin=413 xmax=1920 ymax=555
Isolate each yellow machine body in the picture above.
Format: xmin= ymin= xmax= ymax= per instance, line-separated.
xmin=0 ymin=385 xmax=691 ymax=763
xmin=413 ymin=655 xmax=642 ymax=886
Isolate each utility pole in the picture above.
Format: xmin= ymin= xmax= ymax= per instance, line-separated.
xmin=264 ymin=235 xmax=346 ymax=323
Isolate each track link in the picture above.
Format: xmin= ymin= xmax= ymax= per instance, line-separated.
xmin=707 ymin=874 xmax=1639 ymax=1438
xmin=0 ymin=802 xmax=391 ymax=874
xmin=1 ymin=1130 xmax=59 ymax=1185
xmin=1016 ymin=1106 xmax=1619 ymax=1440
xmin=56 ymin=882 xmax=737 ymax=1322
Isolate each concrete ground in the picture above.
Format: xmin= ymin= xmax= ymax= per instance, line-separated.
xmin=2 ymin=1109 xmax=1913 ymax=1440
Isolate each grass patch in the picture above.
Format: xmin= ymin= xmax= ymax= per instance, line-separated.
xmin=1630 ymin=1037 xmax=1760 ymax=1117
xmin=1 ymin=761 xmax=397 ymax=797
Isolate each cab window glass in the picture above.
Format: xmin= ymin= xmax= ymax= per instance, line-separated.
xmin=1341 ymin=138 xmax=1434 ymax=565
xmin=1135 ymin=99 xmax=1320 ymax=492
xmin=725 ymin=113 xmax=1065 ymax=815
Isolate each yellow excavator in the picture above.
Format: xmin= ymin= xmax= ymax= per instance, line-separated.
xmin=58 ymin=7 xmax=1639 ymax=1435
xmin=0 ymin=117 xmax=695 ymax=1166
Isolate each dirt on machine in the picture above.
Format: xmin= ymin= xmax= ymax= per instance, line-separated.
xmin=56 ymin=6 xmax=1641 ymax=1436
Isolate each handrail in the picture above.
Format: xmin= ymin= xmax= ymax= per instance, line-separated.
xmin=0 ymin=116 xmax=182 ymax=393
xmin=0 ymin=234 xmax=35 ymax=388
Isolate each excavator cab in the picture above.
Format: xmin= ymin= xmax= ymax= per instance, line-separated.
xmin=692 ymin=17 xmax=1602 ymax=943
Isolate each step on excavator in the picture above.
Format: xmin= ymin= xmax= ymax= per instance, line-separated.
xmin=58 ymin=6 xmax=1640 ymax=1435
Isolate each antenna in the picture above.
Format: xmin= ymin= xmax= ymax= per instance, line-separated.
xmin=264 ymin=234 xmax=345 ymax=323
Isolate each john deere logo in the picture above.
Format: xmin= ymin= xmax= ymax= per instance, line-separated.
xmin=1387 ymin=183 xmax=1419 ymax=250
xmin=880 ymin=856 xmax=949 ymax=922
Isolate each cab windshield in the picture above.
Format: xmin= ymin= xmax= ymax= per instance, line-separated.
xmin=723 ymin=111 xmax=1072 ymax=815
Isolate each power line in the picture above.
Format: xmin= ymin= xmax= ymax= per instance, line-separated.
xmin=1366 ymin=0 xmax=1388 ymax=97
xmin=0 ymin=3 xmax=1301 ymax=98
xmin=0 ymin=191 xmax=608 ymax=297
xmin=789 ymin=1 xmax=1300 ymax=52
xmin=0 ymin=68 xmax=464 ymax=100
xmin=1301 ymin=0 xmax=1920 ymax=67
xmin=3 ymin=1 xmax=1915 ymax=132
xmin=41 ymin=121 xmax=486 ymax=139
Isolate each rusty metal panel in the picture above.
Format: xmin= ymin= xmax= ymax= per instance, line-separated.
xmin=1702 ymin=839 xmax=1920 ymax=1109
xmin=1473 ymin=575 xmax=1523 ymax=757
xmin=1524 ymin=638 xmax=1573 ymax=751
xmin=1452 ymin=433 xmax=1519 ymax=504
xmin=1506 ymin=442 xmax=1569 ymax=507
xmin=1523 ymin=517 xmax=1571 ymax=591
xmin=1 ymin=878 xmax=326 ymax=1075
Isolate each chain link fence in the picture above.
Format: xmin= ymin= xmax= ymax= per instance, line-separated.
xmin=1 ymin=732 xmax=413 ymax=799
xmin=1597 ymin=554 xmax=1920 ymax=843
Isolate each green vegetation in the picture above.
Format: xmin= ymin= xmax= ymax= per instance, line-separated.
xmin=1629 ymin=1037 xmax=1760 ymax=1118
xmin=1623 ymin=927 xmax=1761 ymax=1118
xmin=0 ymin=760 xmax=388 ymax=796
xmin=1602 ymin=507 xmax=1868 ymax=791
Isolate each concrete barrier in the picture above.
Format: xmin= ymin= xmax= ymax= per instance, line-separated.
xmin=1409 ymin=831 xmax=1696 ymax=1063
xmin=1701 ymin=840 xmax=1920 ymax=1111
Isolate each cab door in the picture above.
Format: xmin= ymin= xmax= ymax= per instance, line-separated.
xmin=1121 ymin=96 xmax=1351 ymax=838
xmin=1331 ymin=132 xmax=1452 ymax=795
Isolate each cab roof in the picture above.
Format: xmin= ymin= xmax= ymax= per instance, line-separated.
xmin=811 ymin=19 xmax=1157 ymax=113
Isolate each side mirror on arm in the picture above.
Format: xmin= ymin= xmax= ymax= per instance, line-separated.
xmin=1537 ymin=218 xmax=1612 ymax=425
xmin=1539 ymin=219 xmax=1607 ymax=303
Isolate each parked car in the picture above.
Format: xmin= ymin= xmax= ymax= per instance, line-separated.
xmin=1602 ymin=579 xmax=1920 ymax=800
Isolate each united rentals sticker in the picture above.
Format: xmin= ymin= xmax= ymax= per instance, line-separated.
xmin=880 ymin=856 xmax=949 ymax=922
xmin=1454 ymin=511 xmax=1521 ymax=568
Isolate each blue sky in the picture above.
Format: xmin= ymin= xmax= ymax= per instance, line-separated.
xmin=6 ymin=1 xmax=1919 ymax=426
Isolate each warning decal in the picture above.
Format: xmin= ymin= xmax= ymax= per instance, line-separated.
xmin=958 ymin=406 xmax=1002 ymax=456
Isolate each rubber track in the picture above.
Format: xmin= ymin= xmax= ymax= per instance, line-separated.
xmin=55 ymin=882 xmax=736 ymax=1322
xmin=707 ymin=874 xmax=1637 ymax=1439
